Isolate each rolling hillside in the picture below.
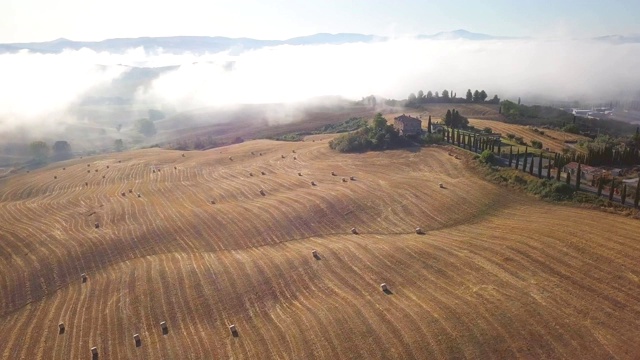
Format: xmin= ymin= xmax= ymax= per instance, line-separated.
xmin=469 ymin=118 xmax=589 ymax=153
xmin=1 ymin=139 xmax=639 ymax=359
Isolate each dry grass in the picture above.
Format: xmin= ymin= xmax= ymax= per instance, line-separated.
xmin=0 ymin=138 xmax=639 ymax=359
xmin=469 ymin=118 xmax=589 ymax=153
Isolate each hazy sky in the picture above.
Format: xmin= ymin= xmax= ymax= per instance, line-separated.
xmin=2 ymin=0 xmax=639 ymax=42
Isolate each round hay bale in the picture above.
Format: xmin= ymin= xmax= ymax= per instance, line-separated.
xmin=439 ymin=183 xmax=444 ymax=188
xmin=351 ymin=227 xmax=358 ymax=234
xmin=106 ymin=165 xmax=109 ymax=169
xmin=87 ymin=170 xmax=91 ymax=173
xmin=281 ymin=155 xmax=285 ymax=159
xmin=182 ymin=153 xmax=185 ymax=157
xmin=292 ymin=150 xmax=296 ymax=153
xmin=342 ymin=177 xmax=347 ymax=182
xmin=121 ymin=192 xmax=126 ymax=197
xmin=229 ymin=156 xmax=233 ymax=161
xmin=298 ymin=172 xmax=302 ymax=176
xmin=261 ymin=171 xmax=266 ymax=175
xmin=102 ymin=175 xmax=105 ymax=179
xmin=54 ymin=176 xmax=57 ymax=179
xmin=249 ymin=172 xmax=253 ymax=177
xmin=210 ymin=200 xmax=215 ymax=204
xmin=94 ymin=169 xmax=98 ymax=172
xmin=259 ymin=152 xmax=262 ymax=156
xmin=63 ymin=167 xmax=66 ymax=170
xmin=95 ymin=222 xmax=100 ymax=229
xmin=137 ymin=193 xmax=141 ymax=198
xmin=87 ymin=164 xmax=90 ymax=167
xmin=293 ymin=156 xmax=297 ymax=160
xmin=174 ymin=166 xmax=177 ymax=169
xmin=331 ymin=171 xmax=336 ymax=176
xmin=350 ymin=176 xmax=355 ymax=181
xmin=415 ymin=227 xmax=425 ymax=234
xmin=251 ymin=151 xmax=255 ymax=155
xmin=85 ymin=182 xmax=88 ymax=186
xmin=118 ymin=160 xmax=121 ymax=163
xmin=129 ymin=189 xmax=133 ymax=193
xmin=152 ymin=169 xmax=156 ymax=173
xmin=259 ymin=189 xmax=265 ymax=196
xmin=311 ymin=181 xmax=316 ymax=186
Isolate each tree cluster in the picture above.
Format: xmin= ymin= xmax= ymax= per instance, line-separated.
xmin=135 ymin=119 xmax=157 ymax=137
xmin=443 ymin=109 xmax=469 ymax=129
xmin=29 ymin=140 xmax=75 ymax=164
xmin=406 ymin=88 xmax=499 ymax=107
xmin=329 ymin=113 xmax=410 ymax=153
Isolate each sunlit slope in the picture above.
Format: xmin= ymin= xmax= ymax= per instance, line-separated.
xmin=1 ymin=139 xmax=639 ymax=359
xmin=468 ymin=118 xmax=589 ymax=153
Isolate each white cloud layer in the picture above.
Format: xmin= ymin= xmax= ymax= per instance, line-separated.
xmin=1 ymin=38 xmax=640 ymax=132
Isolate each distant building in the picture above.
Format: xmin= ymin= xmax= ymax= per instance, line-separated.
xmin=563 ymin=162 xmax=603 ymax=181
xmin=393 ymin=114 xmax=422 ymax=136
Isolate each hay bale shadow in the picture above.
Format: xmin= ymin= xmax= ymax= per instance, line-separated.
xmin=383 ymin=289 xmax=393 ymax=295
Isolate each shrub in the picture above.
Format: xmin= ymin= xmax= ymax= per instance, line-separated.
xmin=421 ymin=133 xmax=442 ymax=145
xmin=531 ymin=140 xmax=543 ymax=149
xmin=506 ymin=133 xmax=516 ymax=140
xmin=526 ymin=179 xmax=575 ymax=200
xmin=479 ymin=150 xmax=495 ymax=164
xmin=514 ymin=136 xmax=526 ymax=145
xmin=563 ymin=124 xmax=580 ymax=134
xmin=483 ymin=127 xmax=493 ymax=134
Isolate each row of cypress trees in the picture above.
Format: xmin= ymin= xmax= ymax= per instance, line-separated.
xmin=442 ymin=127 xmax=640 ymax=208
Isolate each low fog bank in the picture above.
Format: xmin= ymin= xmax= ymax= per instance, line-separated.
xmin=1 ymin=37 xmax=640 ymax=141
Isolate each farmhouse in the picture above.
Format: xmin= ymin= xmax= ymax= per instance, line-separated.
xmin=393 ymin=114 xmax=422 ymax=136
xmin=563 ymin=162 xmax=603 ymax=181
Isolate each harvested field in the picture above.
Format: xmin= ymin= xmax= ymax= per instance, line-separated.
xmin=469 ymin=118 xmax=589 ymax=153
xmin=1 ymin=139 xmax=639 ymax=359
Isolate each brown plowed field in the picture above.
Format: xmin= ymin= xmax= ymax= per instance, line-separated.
xmin=469 ymin=118 xmax=589 ymax=153
xmin=1 ymin=139 xmax=639 ymax=359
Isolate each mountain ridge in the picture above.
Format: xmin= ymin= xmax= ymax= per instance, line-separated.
xmin=1 ymin=30 xmax=637 ymax=54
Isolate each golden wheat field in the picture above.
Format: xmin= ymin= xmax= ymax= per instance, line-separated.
xmin=468 ymin=119 xmax=589 ymax=153
xmin=1 ymin=138 xmax=639 ymax=359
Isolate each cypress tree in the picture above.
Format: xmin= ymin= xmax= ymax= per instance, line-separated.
xmin=609 ymin=179 xmax=615 ymax=201
xmin=447 ymin=128 xmax=451 ymax=142
xmin=566 ymin=171 xmax=571 ymax=185
xmin=634 ymin=183 xmax=640 ymax=208
xmin=522 ymin=147 xmax=528 ymax=172
xmin=597 ymin=177 xmax=604 ymax=197
xmin=427 ymin=116 xmax=432 ymax=134
xmin=515 ymin=148 xmax=520 ymax=168
xmin=575 ymin=163 xmax=581 ymax=190
xmin=529 ymin=153 xmax=535 ymax=175
xmin=497 ymin=142 xmax=502 ymax=155
xmin=621 ymin=184 xmax=627 ymax=205
xmin=537 ymin=153 xmax=543 ymax=178
xmin=547 ymin=156 xmax=552 ymax=180
xmin=508 ymin=146 xmax=513 ymax=167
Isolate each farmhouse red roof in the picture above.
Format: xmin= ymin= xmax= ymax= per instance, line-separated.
xmin=564 ymin=162 xmax=601 ymax=173
xmin=394 ymin=114 xmax=421 ymax=123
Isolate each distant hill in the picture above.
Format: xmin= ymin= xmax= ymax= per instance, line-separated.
xmin=592 ymin=34 xmax=640 ymax=44
xmin=3 ymin=30 xmax=638 ymax=55
xmin=0 ymin=33 xmax=382 ymax=55
xmin=418 ymin=29 xmax=518 ymax=41
xmin=0 ymin=30 xmax=522 ymax=55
